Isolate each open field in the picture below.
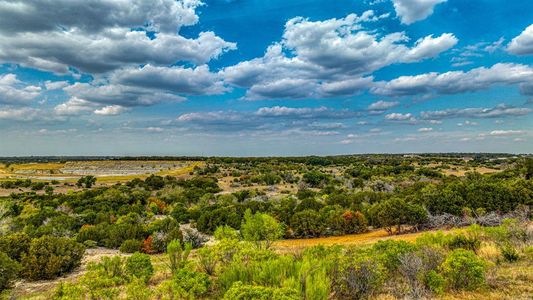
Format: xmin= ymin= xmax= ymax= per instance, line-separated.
xmin=0 ymin=160 xmax=202 ymax=183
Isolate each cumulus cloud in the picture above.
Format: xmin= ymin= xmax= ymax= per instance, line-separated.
xmin=392 ymin=0 xmax=447 ymax=25
xmin=0 ymin=73 xmax=41 ymax=105
xmin=368 ymin=100 xmax=400 ymax=110
xmin=223 ymin=11 xmax=456 ymax=100
xmin=488 ymin=130 xmax=526 ymax=136
xmin=0 ymin=0 xmax=236 ymax=74
xmin=111 ymin=64 xmax=227 ymax=95
xmin=255 ymin=106 xmax=359 ymax=119
xmin=44 ymin=80 xmax=69 ymax=90
xmin=94 ymin=105 xmax=127 ymax=116
xmin=421 ymin=104 xmax=531 ymax=120
xmin=402 ymin=34 xmax=458 ymax=62
xmin=372 ymin=63 xmax=533 ymax=97
xmin=54 ymin=97 xmax=96 ymax=116
xmin=508 ymin=24 xmax=533 ymax=55
xmin=385 ymin=112 xmax=414 ymax=121
xmin=0 ymin=0 xmax=202 ymax=34
xmin=418 ymin=127 xmax=433 ymax=132
xmin=64 ymin=82 xmax=185 ymax=107
xmin=0 ymin=107 xmax=40 ymax=121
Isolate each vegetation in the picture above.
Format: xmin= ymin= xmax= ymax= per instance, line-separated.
xmin=0 ymin=154 xmax=532 ymax=299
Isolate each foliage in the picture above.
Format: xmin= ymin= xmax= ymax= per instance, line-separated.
xmin=119 ymin=239 xmax=143 ymax=253
xmin=223 ymin=281 xmax=299 ymax=300
xmin=125 ymin=252 xmax=154 ymax=283
xmin=167 ymin=239 xmax=192 ymax=274
xmin=440 ymin=249 xmax=486 ymax=291
xmin=21 ymin=235 xmax=85 ymax=280
xmin=0 ymin=252 xmax=20 ymax=291
xmin=241 ymin=209 xmax=283 ymax=249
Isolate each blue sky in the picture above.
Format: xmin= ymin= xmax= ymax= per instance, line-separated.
xmin=0 ymin=0 xmax=532 ymax=156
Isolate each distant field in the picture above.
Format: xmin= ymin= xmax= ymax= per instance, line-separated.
xmin=0 ymin=160 xmax=202 ymax=183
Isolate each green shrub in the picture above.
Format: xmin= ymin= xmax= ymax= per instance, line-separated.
xmin=440 ymin=249 xmax=486 ymax=291
xmin=0 ymin=232 xmax=31 ymax=261
xmin=119 ymin=239 xmax=143 ymax=253
xmin=372 ymin=240 xmax=417 ymax=273
xmin=332 ymin=257 xmax=385 ymax=300
xmin=167 ymin=240 xmax=192 ymax=274
xmin=0 ymin=252 xmax=20 ymax=291
xmin=125 ymin=278 xmax=152 ymax=300
xmin=223 ymin=281 xmax=299 ymax=300
xmin=173 ymin=269 xmax=211 ymax=298
xmin=501 ymin=245 xmax=520 ymax=262
xmin=125 ymin=252 xmax=153 ymax=283
xmin=83 ymin=240 xmax=98 ymax=248
xmin=425 ymin=270 xmax=445 ymax=295
xmin=21 ymin=235 xmax=85 ymax=280
xmin=447 ymin=235 xmax=481 ymax=254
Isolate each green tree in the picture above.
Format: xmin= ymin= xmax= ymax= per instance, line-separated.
xmin=241 ymin=209 xmax=283 ymax=249
xmin=76 ymin=175 xmax=96 ymax=188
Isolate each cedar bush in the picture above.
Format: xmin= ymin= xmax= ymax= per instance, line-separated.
xmin=0 ymin=252 xmax=20 ymax=291
xmin=21 ymin=235 xmax=85 ymax=281
xmin=119 ymin=239 xmax=143 ymax=253
xmin=125 ymin=252 xmax=153 ymax=283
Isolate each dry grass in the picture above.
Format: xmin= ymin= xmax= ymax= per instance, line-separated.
xmin=274 ymin=228 xmax=463 ymax=252
xmin=442 ymin=166 xmax=500 ymax=177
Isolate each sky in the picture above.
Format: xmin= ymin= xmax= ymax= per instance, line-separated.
xmin=0 ymin=0 xmax=532 ymax=156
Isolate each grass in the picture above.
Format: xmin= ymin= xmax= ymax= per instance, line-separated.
xmin=274 ymin=228 xmax=464 ymax=252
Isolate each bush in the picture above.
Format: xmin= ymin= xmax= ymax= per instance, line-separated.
xmin=447 ymin=234 xmax=481 ymax=254
xmin=425 ymin=270 xmax=445 ymax=295
xmin=501 ymin=245 xmax=520 ymax=262
xmin=125 ymin=253 xmax=153 ymax=283
xmin=440 ymin=249 xmax=486 ymax=291
xmin=167 ymin=240 xmax=192 ymax=274
xmin=83 ymin=240 xmax=98 ymax=248
xmin=120 ymin=239 xmax=143 ymax=253
xmin=0 ymin=232 xmax=31 ymax=261
xmin=223 ymin=281 xmax=299 ymax=300
xmin=372 ymin=240 xmax=417 ymax=273
xmin=21 ymin=236 xmax=85 ymax=280
xmin=0 ymin=252 xmax=20 ymax=291
xmin=173 ymin=269 xmax=211 ymax=298
xmin=332 ymin=257 xmax=385 ymax=300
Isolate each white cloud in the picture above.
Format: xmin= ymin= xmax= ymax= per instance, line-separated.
xmin=44 ymin=80 xmax=69 ymax=90
xmin=373 ymin=63 xmax=533 ymax=97
xmin=421 ymin=104 xmax=531 ymax=120
xmin=0 ymin=73 xmax=41 ymax=105
xmin=54 ymin=97 xmax=95 ymax=115
xmin=111 ymin=64 xmax=227 ymax=95
xmin=223 ymin=12 xmax=456 ymax=100
xmin=64 ymin=82 xmax=185 ymax=107
xmin=0 ymin=0 xmax=236 ymax=74
xmin=392 ymin=0 xmax=447 ymax=25
xmin=385 ymin=112 xmax=414 ymax=121
xmin=457 ymin=120 xmax=478 ymax=126
xmin=368 ymin=100 xmax=400 ymax=110
xmin=489 ymin=130 xmax=525 ymax=136
xmin=94 ymin=105 xmax=127 ymax=116
xmin=418 ymin=127 xmax=433 ymax=132
xmin=403 ymin=34 xmax=458 ymax=62
xmin=508 ymin=24 xmax=533 ymax=55
xmin=0 ymin=107 xmax=40 ymax=121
